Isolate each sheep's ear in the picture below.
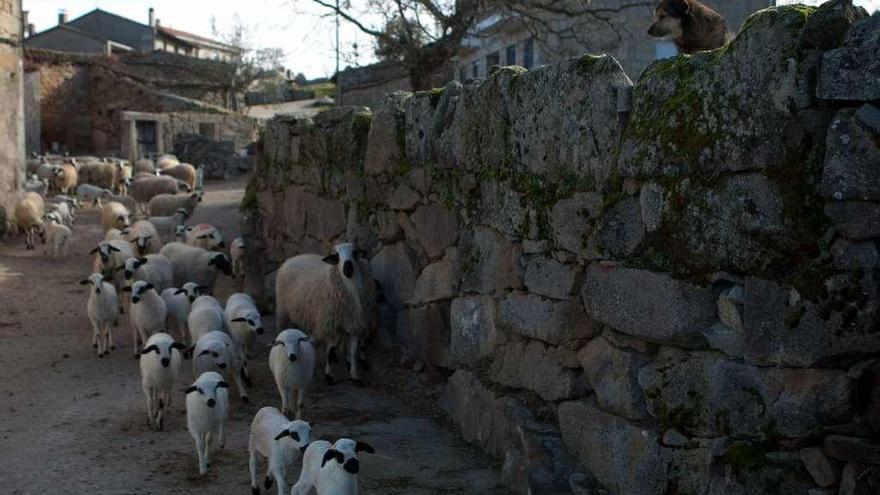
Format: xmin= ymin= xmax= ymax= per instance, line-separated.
xmin=355 ymin=442 xmax=375 ymax=454
xmin=89 ymin=247 xmax=99 ymax=255
xmin=145 ymin=283 xmax=154 ymax=291
xmin=231 ymin=317 xmax=247 ymax=322
xmin=216 ymin=381 xmax=229 ymax=388
xmin=138 ymin=257 xmax=148 ymax=265
xmin=274 ymin=430 xmax=290 ymax=441
xmin=109 ymin=245 xmax=121 ymax=252
xmin=174 ymin=289 xmax=186 ymax=295
xmin=270 ymin=341 xmax=284 ymax=347
xmin=321 ymin=449 xmax=344 ymax=467
xmin=197 ymin=234 xmax=210 ymax=239
xmin=322 ymin=253 xmax=339 ymax=265
xmin=184 ymin=386 xmax=201 ymax=395
xmin=141 ymin=345 xmax=159 ymax=355
xmin=79 ymin=279 xmax=90 ymax=285
xmin=290 ymin=431 xmax=300 ymax=442
xmin=198 ymin=349 xmax=211 ymax=356
xmin=170 ymin=342 xmax=187 ymax=351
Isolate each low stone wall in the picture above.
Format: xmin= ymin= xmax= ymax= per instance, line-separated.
xmin=245 ymin=4 xmax=880 ymax=494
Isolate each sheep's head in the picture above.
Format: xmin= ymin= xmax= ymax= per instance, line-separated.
xmin=116 ymin=213 xmax=130 ymax=228
xmin=323 ymin=243 xmax=368 ymax=280
xmin=79 ymin=273 xmax=106 ymax=294
xmin=122 ymin=257 xmax=148 ymax=280
xmin=142 ymin=336 xmax=186 ymax=367
xmin=133 ymin=234 xmax=153 ymax=255
xmin=197 ymin=338 xmax=230 ymax=371
xmin=90 ymin=242 xmax=122 ymax=264
xmin=275 ymin=420 xmax=312 ymax=453
xmin=197 ymin=229 xmax=224 ymax=249
xmin=209 ymin=253 xmax=233 ymax=276
xmin=321 ymin=438 xmax=375 ymax=474
xmin=185 ymin=372 xmax=228 ymax=408
xmin=176 ymin=282 xmax=206 ymax=303
xmin=273 ymin=329 xmax=310 ymax=361
xmin=125 ymin=280 xmax=155 ymax=303
xmin=175 ymin=225 xmax=190 ymax=240
xmin=175 ymin=208 xmax=189 ymax=219
xmin=231 ymin=310 xmax=264 ymax=335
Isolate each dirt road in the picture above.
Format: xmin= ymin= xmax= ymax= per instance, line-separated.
xmin=0 ymin=177 xmax=505 ymax=494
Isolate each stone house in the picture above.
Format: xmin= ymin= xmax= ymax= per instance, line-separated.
xmin=455 ymin=0 xmax=773 ymax=79
xmin=0 ymin=0 xmax=26 ymax=237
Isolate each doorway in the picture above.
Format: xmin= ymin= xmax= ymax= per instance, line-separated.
xmin=135 ymin=120 xmax=158 ymax=159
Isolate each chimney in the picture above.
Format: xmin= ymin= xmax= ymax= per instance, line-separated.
xmin=58 ymin=10 xmax=68 ymax=25
xmin=22 ymin=10 xmax=28 ymax=36
xmin=28 ymin=24 xmax=35 ymax=38
xmin=148 ymin=8 xmax=155 ymax=28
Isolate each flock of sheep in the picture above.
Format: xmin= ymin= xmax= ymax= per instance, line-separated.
xmin=9 ymin=153 xmax=380 ymax=494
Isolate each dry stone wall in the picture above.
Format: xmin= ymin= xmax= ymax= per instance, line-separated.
xmin=245 ymin=4 xmax=880 ymax=494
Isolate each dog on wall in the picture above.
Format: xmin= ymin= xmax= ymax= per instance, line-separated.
xmin=647 ymin=0 xmax=735 ymax=54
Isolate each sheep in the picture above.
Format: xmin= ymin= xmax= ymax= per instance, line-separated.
xmin=14 ymin=192 xmax=45 ymax=250
xmin=99 ymin=191 xmax=137 ymax=215
xmin=159 ymin=163 xmax=197 ymax=190
xmin=186 ymin=223 xmax=224 ymax=251
xmin=43 ymin=216 xmax=72 ymax=260
xmin=159 ymin=242 xmax=232 ymax=292
xmin=193 ymin=331 xmax=248 ymax=402
xmin=148 ymin=191 xmax=203 ymax=217
xmin=46 ymin=201 xmax=74 ymax=227
xmin=185 ymin=371 xmax=229 ymax=476
xmin=188 ymin=295 xmax=230 ymax=345
xmin=225 ymin=293 xmax=264 ymax=386
xmin=35 ymin=162 xmax=60 ymax=183
xmin=231 ymin=236 xmax=245 ymax=279
xmin=91 ymin=239 xmax=134 ymax=314
xmin=156 ymin=154 xmax=180 ymax=170
xmin=161 ymin=282 xmax=204 ymax=343
xmin=77 ymin=184 xmax=113 ymax=206
xmin=100 ymin=201 xmax=131 ymax=233
xmin=134 ymin=158 xmax=155 ymax=175
xmin=148 ymin=208 xmax=189 ymax=243
xmin=126 ymin=220 xmax=162 ymax=256
xmin=275 ymin=243 xmax=377 ymax=386
xmin=24 ymin=175 xmax=48 ymax=195
xmin=291 ymin=438 xmax=375 ymax=495
xmin=175 ymin=225 xmax=190 ymax=242
xmin=79 ymin=273 xmax=119 ymax=356
xmin=48 ymin=194 xmax=80 ymax=212
xmin=123 ymin=280 xmax=167 ymax=357
xmin=269 ymin=329 xmax=314 ymax=419
xmin=52 ymin=162 xmax=78 ymax=195
xmin=130 ymin=175 xmax=181 ymax=206
xmin=115 ymin=160 xmax=132 ymax=195
xmin=121 ymin=254 xmax=173 ymax=293
xmin=77 ymin=161 xmax=118 ymax=190
xmin=248 ymin=407 xmax=312 ymax=495
xmin=139 ymin=332 xmax=186 ymax=431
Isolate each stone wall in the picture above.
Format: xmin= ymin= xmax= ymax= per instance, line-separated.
xmin=338 ymin=59 xmax=453 ymax=108
xmin=0 ymin=0 xmax=25 ymax=236
xmin=245 ymin=4 xmax=880 ymax=494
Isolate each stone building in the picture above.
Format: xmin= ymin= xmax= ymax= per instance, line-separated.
xmin=0 ymin=0 xmax=25 ymax=236
xmin=455 ymin=0 xmax=772 ymax=79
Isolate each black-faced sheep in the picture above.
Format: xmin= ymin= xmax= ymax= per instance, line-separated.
xmin=159 ymin=242 xmax=232 ymax=293
xmin=249 ymin=407 xmax=312 ymax=495
xmin=79 ymin=273 xmax=120 ymax=357
xmin=185 ymin=371 xmax=229 ymax=476
xmin=269 ymin=329 xmax=314 ymax=419
xmin=290 ymin=438 xmax=375 ymax=495
xmin=139 ymin=332 xmax=186 ymax=431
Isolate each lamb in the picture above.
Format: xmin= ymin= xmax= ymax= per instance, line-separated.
xmin=126 ymin=220 xmax=162 ymax=256
xmin=148 ymin=191 xmax=203 ymax=217
xmin=130 ymin=175 xmax=181 ymax=206
xmin=123 ymin=280 xmax=167 ymax=357
xmin=100 ymin=201 xmax=131 ymax=233
xmin=161 ymin=282 xmax=204 ymax=343
xmin=77 ymin=161 xmax=118 ymax=190
xmin=77 ymin=184 xmax=113 ymax=206
xmin=134 ymin=158 xmax=155 ymax=175
xmin=175 ymin=225 xmax=190 ymax=242
xmin=230 ymin=236 xmax=245 ymax=279
xmin=159 ymin=242 xmax=233 ymax=292
xmin=43 ymin=216 xmax=72 ymax=260
xmin=79 ymin=273 xmax=119 ymax=356
xmin=48 ymin=194 xmax=81 ymax=212
xmin=52 ymin=162 xmax=78 ymax=195
xmin=14 ymin=192 xmax=45 ymax=250
xmin=269 ymin=329 xmax=315 ymax=419
xmin=291 ymin=438 xmax=375 ymax=495
xmin=188 ymin=295 xmax=230 ymax=345
xmin=225 ymin=293 xmax=264 ymax=386
xmin=148 ymin=208 xmax=189 ymax=243
xmin=193 ymin=330 xmax=248 ymax=402
xmin=24 ymin=175 xmax=47 ymax=195
xmin=186 ymin=223 xmax=224 ymax=250
xmin=276 ymin=243 xmax=377 ymax=385
xmin=185 ymin=371 xmax=229 ymax=476
xmin=46 ymin=201 xmax=74 ymax=227
xmin=121 ymin=254 xmax=173 ymax=293
xmin=35 ymin=162 xmax=60 ymax=183
xmin=139 ymin=332 xmax=186 ymax=431
xmin=115 ymin=160 xmax=132 ymax=195
xmin=248 ymin=407 xmax=312 ymax=495
xmin=99 ymin=191 xmax=137 ymax=215
xmin=159 ymin=163 xmax=197 ymax=190
xmin=91 ymin=239 xmax=134 ymax=314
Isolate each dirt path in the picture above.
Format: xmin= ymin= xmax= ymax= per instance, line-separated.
xmin=0 ymin=177 xmax=505 ymax=495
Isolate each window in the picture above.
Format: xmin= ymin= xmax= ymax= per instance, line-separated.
xmin=654 ymin=41 xmax=678 ymax=60
xmin=199 ymin=123 xmax=216 ymax=138
xmin=506 ymin=45 xmax=517 ymax=66
xmin=472 ymin=60 xmax=480 ymax=78
xmin=459 ymin=66 xmax=467 ymax=81
xmin=486 ymin=51 xmax=500 ymax=69
xmin=523 ymin=37 xmax=535 ymax=68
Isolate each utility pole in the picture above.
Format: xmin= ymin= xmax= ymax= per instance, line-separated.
xmin=335 ymin=0 xmax=342 ymax=106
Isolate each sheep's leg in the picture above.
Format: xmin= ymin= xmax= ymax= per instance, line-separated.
xmin=348 ymin=334 xmax=362 ymax=386
xmin=156 ymin=391 xmax=166 ymax=431
xmin=249 ymin=450 xmax=260 ymax=493
xmin=106 ymin=322 xmax=115 ymax=351
xmin=195 ymin=433 xmax=208 ymax=475
xmin=217 ymin=424 xmax=226 ymax=450
xmin=290 ymin=476 xmax=313 ymax=495
xmin=240 ymin=359 xmax=252 ymax=388
xmin=132 ymin=322 xmax=141 ymax=358
xmin=144 ymin=388 xmax=155 ymax=429
xmin=324 ymin=346 xmax=336 ymax=386
xmin=91 ymin=320 xmax=100 ymax=352
xmin=233 ymin=366 xmax=249 ymax=403
xmin=270 ymin=463 xmax=287 ymax=495
xmin=278 ymin=383 xmax=290 ymax=417
xmin=295 ymin=387 xmax=306 ymax=420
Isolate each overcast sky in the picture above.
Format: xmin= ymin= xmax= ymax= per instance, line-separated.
xmin=23 ymin=0 xmax=880 ymax=79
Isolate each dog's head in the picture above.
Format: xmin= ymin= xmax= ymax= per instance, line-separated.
xmin=648 ymin=0 xmax=689 ymax=40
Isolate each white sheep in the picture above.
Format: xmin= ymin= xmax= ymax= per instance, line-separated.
xmin=130 ymin=175 xmax=182 ymax=207
xmin=124 ymin=280 xmax=167 ymax=358
xmin=79 ymin=273 xmax=119 ymax=356
xmin=139 ymin=332 xmax=186 ymax=431
xmin=186 ymin=223 xmax=224 ymax=250
xmin=161 ymin=282 xmax=204 ymax=343
xmin=24 ymin=175 xmax=47 ymax=195
xmin=43 ymin=216 xmax=72 ymax=260
xmin=100 ymin=201 xmax=131 ymax=234
xmin=77 ymin=183 xmax=113 ymax=206
xmin=175 ymin=225 xmax=190 ymax=242
xmin=225 ymin=293 xmax=264 ymax=379
xmin=269 ymin=329 xmax=314 ymax=419
xmin=193 ymin=330 xmax=248 ymax=402
xmin=126 ymin=220 xmax=162 ymax=256
xmin=14 ymin=192 xmax=45 ymax=250
xmin=159 ymin=242 xmax=232 ymax=292
xmin=248 ymin=407 xmax=312 ymax=495
xmin=276 ymin=243 xmax=377 ymax=385
xmin=291 ymin=438 xmax=375 ymax=495
xmin=188 ymin=295 xmax=230 ymax=344
xmin=148 ymin=208 xmax=189 ymax=243
xmin=148 ymin=191 xmax=203 ymax=217
xmin=91 ymin=239 xmax=134 ymax=314
xmin=185 ymin=371 xmax=229 ymax=476
xmin=121 ymin=254 xmax=173 ymax=293
xmin=230 ymin=236 xmax=245 ymax=279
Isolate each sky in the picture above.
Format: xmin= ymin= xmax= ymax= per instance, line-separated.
xmin=23 ymin=0 xmax=880 ymax=79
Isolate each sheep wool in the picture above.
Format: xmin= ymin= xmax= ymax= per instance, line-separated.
xmin=79 ymin=273 xmax=119 ymax=356
xmin=269 ymin=329 xmax=314 ymax=419
xmin=249 ymin=407 xmax=311 ymax=495
xmin=139 ymin=332 xmax=185 ymax=431
xmin=291 ymin=438 xmax=375 ymax=495
xmin=185 ymin=371 xmax=229 ymax=476
xmin=126 ymin=280 xmax=167 ymax=357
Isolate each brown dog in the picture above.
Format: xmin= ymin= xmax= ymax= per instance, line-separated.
xmin=647 ymin=0 xmax=734 ymax=54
